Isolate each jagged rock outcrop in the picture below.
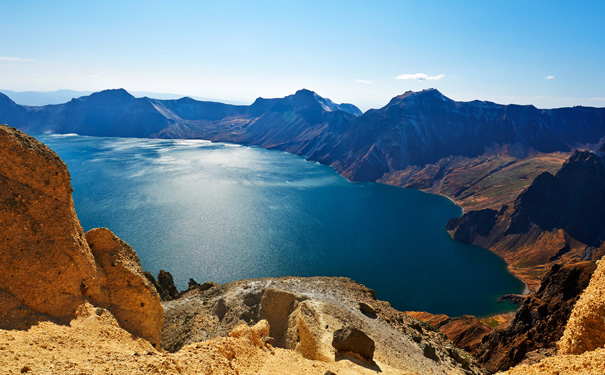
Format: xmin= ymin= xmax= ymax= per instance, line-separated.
xmin=499 ymin=258 xmax=605 ymax=375
xmin=477 ymin=261 xmax=596 ymax=372
xmin=447 ymin=149 xmax=605 ymax=286
xmin=0 ymin=125 xmax=103 ymax=328
xmin=158 ymin=270 xmax=181 ymax=300
xmin=86 ymin=228 xmax=163 ymax=348
xmin=558 ymin=258 xmax=605 ymax=355
xmin=0 ymin=125 xmax=162 ymax=346
xmin=144 ymin=270 xmax=181 ymax=301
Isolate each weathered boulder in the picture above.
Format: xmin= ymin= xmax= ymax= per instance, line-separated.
xmin=331 ymin=326 xmax=375 ymax=361
xmin=0 ymin=125 xmax=103 ymax=328
xmin=359 ymin=301 xmax=377 ymax=316
xmin=86 ymin=228 xmax=163 ymax=348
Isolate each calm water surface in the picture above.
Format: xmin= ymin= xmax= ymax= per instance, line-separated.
xmin=37 ymin=134 xmax=524 ymax=316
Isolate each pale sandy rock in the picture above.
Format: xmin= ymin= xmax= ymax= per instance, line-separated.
xmin=291 ymin=300 xmax=334 ymax=361
xmin=0 ymin=125 xmax=103 ymax=327
xmin=0 ymin=125 xmax=162 ymax=348
xmin=86 ymin=227 xmax=164 ymax=348
xmin=499 ymin=348 xmax=605 ymax=375
xmin=558 ymin=258 xmax=605 ymax=355
xmin=260 ymin=288 xmax=301 ymax=347
xmin=0 ymin=304 xmax=425 ymax=374
xmin=229 ymin=319 xmax=270 ymax=347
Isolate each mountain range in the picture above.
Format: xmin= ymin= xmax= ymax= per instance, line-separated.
xmin=3 ymin=87 xmax=605 ymax=285
xmin=2 ymin=88 xmax=605 ymax=181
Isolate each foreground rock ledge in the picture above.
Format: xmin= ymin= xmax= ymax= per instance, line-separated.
xmin=0 ymin=124 xmax=162 ymax=346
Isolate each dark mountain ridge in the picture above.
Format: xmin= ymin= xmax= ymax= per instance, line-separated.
xmin=447 ymin=147 xmax=605 ymax=284
xmin=325 ymin=89 xmax=605 ymax=182
xmin=2 ymin=87 xmax=605 ymax=188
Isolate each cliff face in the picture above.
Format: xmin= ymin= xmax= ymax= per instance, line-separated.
xmin=477 ymin=261 xmax=596 ymax=372
xmin=447 ymin=149 xmax=605 ymax=286
xmin=0 ymin=124 xmax=162 ymax=346
xmin=501 ymin=257 xmax=605 ymax=375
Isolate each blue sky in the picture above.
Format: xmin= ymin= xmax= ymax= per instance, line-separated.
xmin=1 ymin=0 xmax=604 ymax=110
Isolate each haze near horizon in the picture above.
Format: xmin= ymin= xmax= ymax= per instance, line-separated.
xmin=1 ymin=0 xmax=604 ymax=111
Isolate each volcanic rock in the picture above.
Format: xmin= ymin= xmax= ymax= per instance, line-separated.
xmin=86 ymin=228 xmax=164 ymax=348
xmin=332 ymin=326 xmax=375 ymax=361
xmin=158 ymin=270 xmax=180 ymax=301
xmin=0 ymin=125 xmax=103 ymax=328
xmin=0 ymin=125 xmax=162 ymax=348
xmin=558 ymin=258 xmax=605 ymax=355
xmin=477 ymin=261 xmax=596 ymax=372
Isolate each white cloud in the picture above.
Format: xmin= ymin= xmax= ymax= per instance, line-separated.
xmin=396 ymin=73 xmax=445 ymax=81
xmin=545 ymin=75 xmax=555 ymax=80
xmin=0 ymin=56 xmax=33 ymax=62
xmin=87 ymin=74 xmax=101 ymax=79
xmin=355 ymin=79 xmax=372 ymax=84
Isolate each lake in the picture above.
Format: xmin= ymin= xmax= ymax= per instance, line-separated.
xmin=36 ymin=133 xmax=524 ymax=317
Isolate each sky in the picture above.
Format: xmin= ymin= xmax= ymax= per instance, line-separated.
xmin=1 ymin=0 xmax=604 ymax=111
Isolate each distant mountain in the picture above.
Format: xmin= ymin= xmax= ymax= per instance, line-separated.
xmin=0 ymin=88 xmax=362 ymax=142
xmin=319 ymin=88 xmax=605 ymax=182
xmin=3 ymin=87 xmax=605 ymax=181
xmin=0 ymin=89 xmax=93 ymax=106
xmin=0 ymin=89 xmax=243 ymax=106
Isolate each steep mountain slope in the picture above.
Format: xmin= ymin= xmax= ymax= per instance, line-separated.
xmin=323 ymin=89 xmax=605 ymax=182
xmin=477 ymin=261 xmax=596 ymax=372
xmin=447 ymin=148 xmax=605 ymax=286
xmin=2 ymin=88 xmax=605 ymax=179
xmin=0 ymin=89 xmax=361 ymax=158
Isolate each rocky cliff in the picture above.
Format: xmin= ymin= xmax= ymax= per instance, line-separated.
xmin=447 ymin=148 xmax=605 ymax=286
xmin=161 ymin=276 xmax=485 ymax=374
xmin=477 ymin=261 xmax=596 ymax=372
xmin=500 ymin=257 xmax=605 ymax=375
xmin=0 ymin=124 xmax=163 ymax=346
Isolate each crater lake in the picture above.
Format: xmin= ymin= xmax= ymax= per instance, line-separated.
xmin=36 ymin=133 xmax=524 ymax=317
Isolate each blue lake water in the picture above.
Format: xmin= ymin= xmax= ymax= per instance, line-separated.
xmin=36 ymin=134 xmax=524 ymax=317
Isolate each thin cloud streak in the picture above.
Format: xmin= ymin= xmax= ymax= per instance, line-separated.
xmin=355 ymin=79 xmax=372 ymax=84
xmin=545 ymin=75 xmax=555 ymax=80
xmin=0 ymin=57 xmax=34 ymax=62
xmin=396 ymin=73 xmax=445 ymax=81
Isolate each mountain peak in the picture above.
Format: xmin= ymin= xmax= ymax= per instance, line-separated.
xmin=290 ymin=89 xmax=361 ymax=116
xmin=84 ymin=88 xmax=135 ymax=104
xmin=386 ymin=88 xmax=451 ymax=109
xmin=0 ymin=92 xmax=17 ymax=106
xmin=395 ymin=88 xmax=446 ymax=100
xmin=294 ymin=88 xmax=316 ymax=96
